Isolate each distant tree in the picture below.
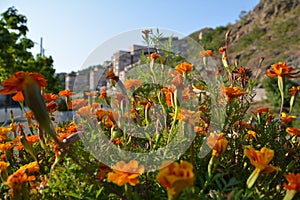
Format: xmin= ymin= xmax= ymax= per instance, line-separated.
xmin=0 ymin=7 xmax=61 ymax=93
xmin=239 ymin=10 xmax=248 ymax=20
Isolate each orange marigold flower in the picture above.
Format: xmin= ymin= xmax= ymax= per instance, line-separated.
xmin=286 ymin=127 xmax=300 ymax=137
xmin=157 ymin=161 xmax=194 ymax=199
xmin=200 ymin=50 xmax=213 ymax=57
xmin=15 ymin=135 xmax=39 ymax=150
xmin=194 ymin=124 xmax=209 ymax=136
xmin=244 ymin=146 xmax=280 ymax=188
xmin=234 ymin=120 xmax=255 ymax=130
xmin=18 ymin=161 xmax=39 ymax=173
xmin=0 ymin=127 xmax=11 ymax=142
xmin=244 ymin=146 xmax=280 ymax=173
xmin=171 ymin=72 xmax=184 ymax=88
xmin=47 ymin=101 xmax=58 ymax=114
xmin=5 ymin=161 xmax=39 ymax=194
xmin=95 ymin=163 xmax=112 ymax=180
xmin=107 ymin=160 xmax=144 ymax=186
xmin=149 ymin=52 xmax=160 ymax=60
xmin=76 ymin=105 xmax=94 ymax=117
xmin=124 ymin=79 xmax=143 ymax=90
xmin=25 ymin=110 xmax=36 ymax=121
xmin=161 ymin=87 xmax=174 ymax=107
xmin=96 ymin=109 xmax=118 ymax=128
xmin=266 ymin=62 xmax=299 ymax=78
xmin=207 ymin=133 xmax=228 ymax=157
xmin=254 ymin=107 xmax=270 ymax=115
xmin=58 ymin=89 xmax=75 ymax=98
xmin=221 ymin=85 xmax=247 ymax=101
xmin=106 ymin=68 xmax=118 ymax=85
xmin=99 ymin=88 xmax=107 ymax=99
xmin=68 ymin=98 xmax=88 ymax=110
xmin=84 ymin=91 xmax=98 ymax=97
xmin=6 ymin=171 xmax=36 ymax=194
xmin=169 ymin=109 xmax=200 ymax=125
xmin=284 ymin=173 xmax=300 ymax=192
xmin=281 ymin=113 xmax=296 ymax=124
xmin=246 ymin=130 xmax=257 ymax=141
xmin=0 ymin=161 xmax=10 ymax=171
xmin=175 ymin=62 xmax=193 ymax=74
xmin=219 ymin=47 xmax=226 ymax=53
xmin=142 ymin=29 xmax=151 ymax=35
xmin=43 ymin=93 xmax=58 ymax=102
xmin=0 ymin=142 xmax=14 ymax=152
xmin=289 ymin=86 xmax=299 ymax=96
xmin=0 ymin=72 xmax=47 ymax=102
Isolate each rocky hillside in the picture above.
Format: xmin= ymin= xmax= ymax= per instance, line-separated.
xmin=189 ymin=0 xmax=300 ymax=82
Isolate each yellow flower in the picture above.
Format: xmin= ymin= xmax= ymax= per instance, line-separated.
xmin=157 ymin=161 xmax=194 ymax=199
xmin=17 ymin=161 xmax=39 ymax=174
xmin=107 ymin=160 xmax=144 ymax=186
xmin=0 ymin=127 xmax=11 ymax=142
xmin=244 ymin=146 xmax=280 ymax=173
xmin=281 ymin=113 xmax=297 ymax=124
xmin=244 ymin=146 xmax=280 ymax=188
xmin=246 ymin=130 xmax=257 ymax=141
xmin=207 ymin=133 xmax=228 ymax=157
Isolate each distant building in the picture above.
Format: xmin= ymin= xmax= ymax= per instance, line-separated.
xmin=62 ymin=36 xmax=189 ymax=93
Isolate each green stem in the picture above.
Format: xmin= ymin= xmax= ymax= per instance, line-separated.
xmin=168 ymin=90 xmax=179 ymax=144
xmin=278 ymin=76 xmax=285 ymax=117
xmin=247 ymin=168 xmax=260 ymax=189
xmin=125 ymin=183 xmax=133 ymax=199
xmin=283 ymin=189 xmax=296 ymax=200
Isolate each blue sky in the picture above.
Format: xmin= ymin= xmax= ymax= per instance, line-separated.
xmin=0 ymin=0 xmax=260 ymax=73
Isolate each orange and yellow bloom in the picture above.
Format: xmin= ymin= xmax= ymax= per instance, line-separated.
xmin=0 ymin=127 xmax=11 ymax=142
xmin=107 ymin=160 xmax=144 ymax=186
xmin=244 ymin=146 xmax=280 ymax=188
xmin=149 ymin=52 xmax=160 ymax=60
xmin=286 ymin=127 xmax=300 ymax=138
xmin=221 ymin=85 xmax=247 ymax=101
xmin=200 ymin=50 xmax=213 ymax=57
xmin=59 ymin=89 xmax=75 ymax=98
xmin=0 ymin=72 xmax=47 ymax=102
xmin=124 ymin=79 xmax=143 ymax=90
xmin=175 ymin=62 xmax=193 ymax=74
xmin=283 ymin=173 xmax=300 ymax=200
xmin=281 ymin=113 xmax=297 ymax=124
xmin=157 ymin=161 xmax=194 ymax=199
xmin=266 ymin=62 xmax=299 ymax=78
xmin=5 ymin=161 xmax=39 ymax=195
xmin=207 ymin=133 xmax=228 ymax=157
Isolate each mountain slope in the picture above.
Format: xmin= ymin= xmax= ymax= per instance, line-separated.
xmin=189 ymin=0 xmax=300 ymax=82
